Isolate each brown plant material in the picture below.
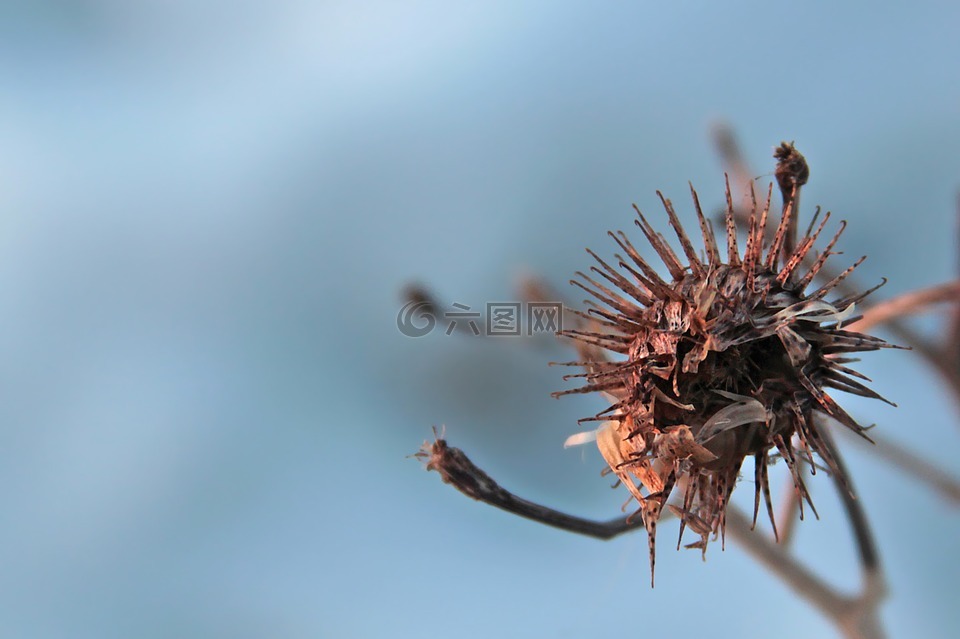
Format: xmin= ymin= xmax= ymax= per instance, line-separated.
xmin=553 ymin=157 xmax=896 ymax=582
xmin=411 ymin=137 xmax=960 ymax=638
xmin=773 ymin=141 xmax=809 ymax=258
xmin=414 ymin=428 xmax=648 ymax=539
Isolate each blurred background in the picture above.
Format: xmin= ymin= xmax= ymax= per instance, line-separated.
xmin=0 ymin=1 xmax=957 ymax=637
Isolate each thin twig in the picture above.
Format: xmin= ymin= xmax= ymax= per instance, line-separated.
xmin=774 ymin=142 xmax=809 ymax=261
xmin=847 ymin=280 xmax=960 ymax=332
xmin=415 ymin=434 xmax=646 ymax=540
xmin=711 ymin=123 xmax=754 ymax=200
xmin=946 ymin=193 xmax=960 ymax=373
xmin=816 ymin=422 xmax=880 ymax=571
xmin=833 ymin=423 xmax=960 ymax=506
xmin=776 ymin=459 xmax=802 ymax=546
xmin=847 ymin=280 xmax=960 ymax=417
xmin=725 ymin=506 xmax=886 ymax=639
xmin=416 ymin=432 xmax=888 ymax=638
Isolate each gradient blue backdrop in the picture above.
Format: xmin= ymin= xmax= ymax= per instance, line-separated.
xmin=0 ymin=2 xmax=957 ymax=637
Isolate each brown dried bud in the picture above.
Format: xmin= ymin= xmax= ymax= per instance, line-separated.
xmin=774 ymin=141 xmax=809 ymax=194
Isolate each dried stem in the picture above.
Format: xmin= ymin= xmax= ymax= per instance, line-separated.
xmin=816 ymin=420 xmax=880 ymax=571
xmin=711 ymin=123 xmax=753 ymax=198
xmin=417 ymin=432 xmax=887 ymax=638
xmin=775 ymin=458 xmax=802 ymax=546
xmin=415 ymin=434 xmax=647 ymax=540
xmin=774 ymin=142 xmax=808 ymax=260
xmin=834 ymin=424 xmax=960 ymax=506
xmin=725 ymin=506 xmax=886 ymax=639
xmin=847 ymin=280 xmax=960 ymax=332
xmin=845 ymin=279 xmax=960 ymax=417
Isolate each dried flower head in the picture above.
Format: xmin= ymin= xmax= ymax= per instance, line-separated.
xmin=555 ymin=143 xmax=894 ymax=580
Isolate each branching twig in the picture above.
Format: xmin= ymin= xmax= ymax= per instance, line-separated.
xmin=725 ymin=506 xmax=886 ymax=639
xmin=417 ymin=431 xmax=887 ymax=639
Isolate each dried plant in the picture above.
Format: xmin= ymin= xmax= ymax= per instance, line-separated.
xmin=410 ymin=133 xmax=960 ymax=639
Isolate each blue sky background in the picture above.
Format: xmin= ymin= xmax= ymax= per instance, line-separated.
xmin=0 ymin=2 xmax=958 ymax=637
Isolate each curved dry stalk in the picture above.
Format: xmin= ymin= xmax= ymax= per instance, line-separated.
xmin=414 ymin=433 xmax=648 ymax=540
xmin=847 ymin=280 xmax=960 ymax=332
xmin=844 ymin=279 xmax=960 ymax=419
xmin=725 ymin=506 xmax=886 ymax=639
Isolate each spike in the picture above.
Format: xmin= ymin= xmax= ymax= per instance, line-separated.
xmin=796 ymin=220 xmax=848 ymax=289
xmin=658 ymin=191 xmax=705 ymax=277
xmin=690 ymin=183 xmax=722 ymax=267
xmin=633 ymin=206 xmax=686 ymax=280
xmin=723 ymin=174 xmax=741 ymax=266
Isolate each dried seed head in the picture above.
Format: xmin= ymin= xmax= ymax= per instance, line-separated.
xmin=557 ymin=146 xmax=894 ymax=584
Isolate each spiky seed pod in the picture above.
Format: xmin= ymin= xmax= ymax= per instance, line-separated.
xmin=556 ymin=144 xmax=895 ymax=583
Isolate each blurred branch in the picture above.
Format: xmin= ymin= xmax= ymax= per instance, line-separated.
xmin=834 ymin=424 xmax=960 ymax=506
xmin=776 ymin=456 xmax=803 ymax=546
xmin=725 ymin=506 xmax=886 ymax=639
xmin=418 ymin=430 xmax=891 ymax=638
xmin=847 ymin=280 xmax=960 ymax=332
